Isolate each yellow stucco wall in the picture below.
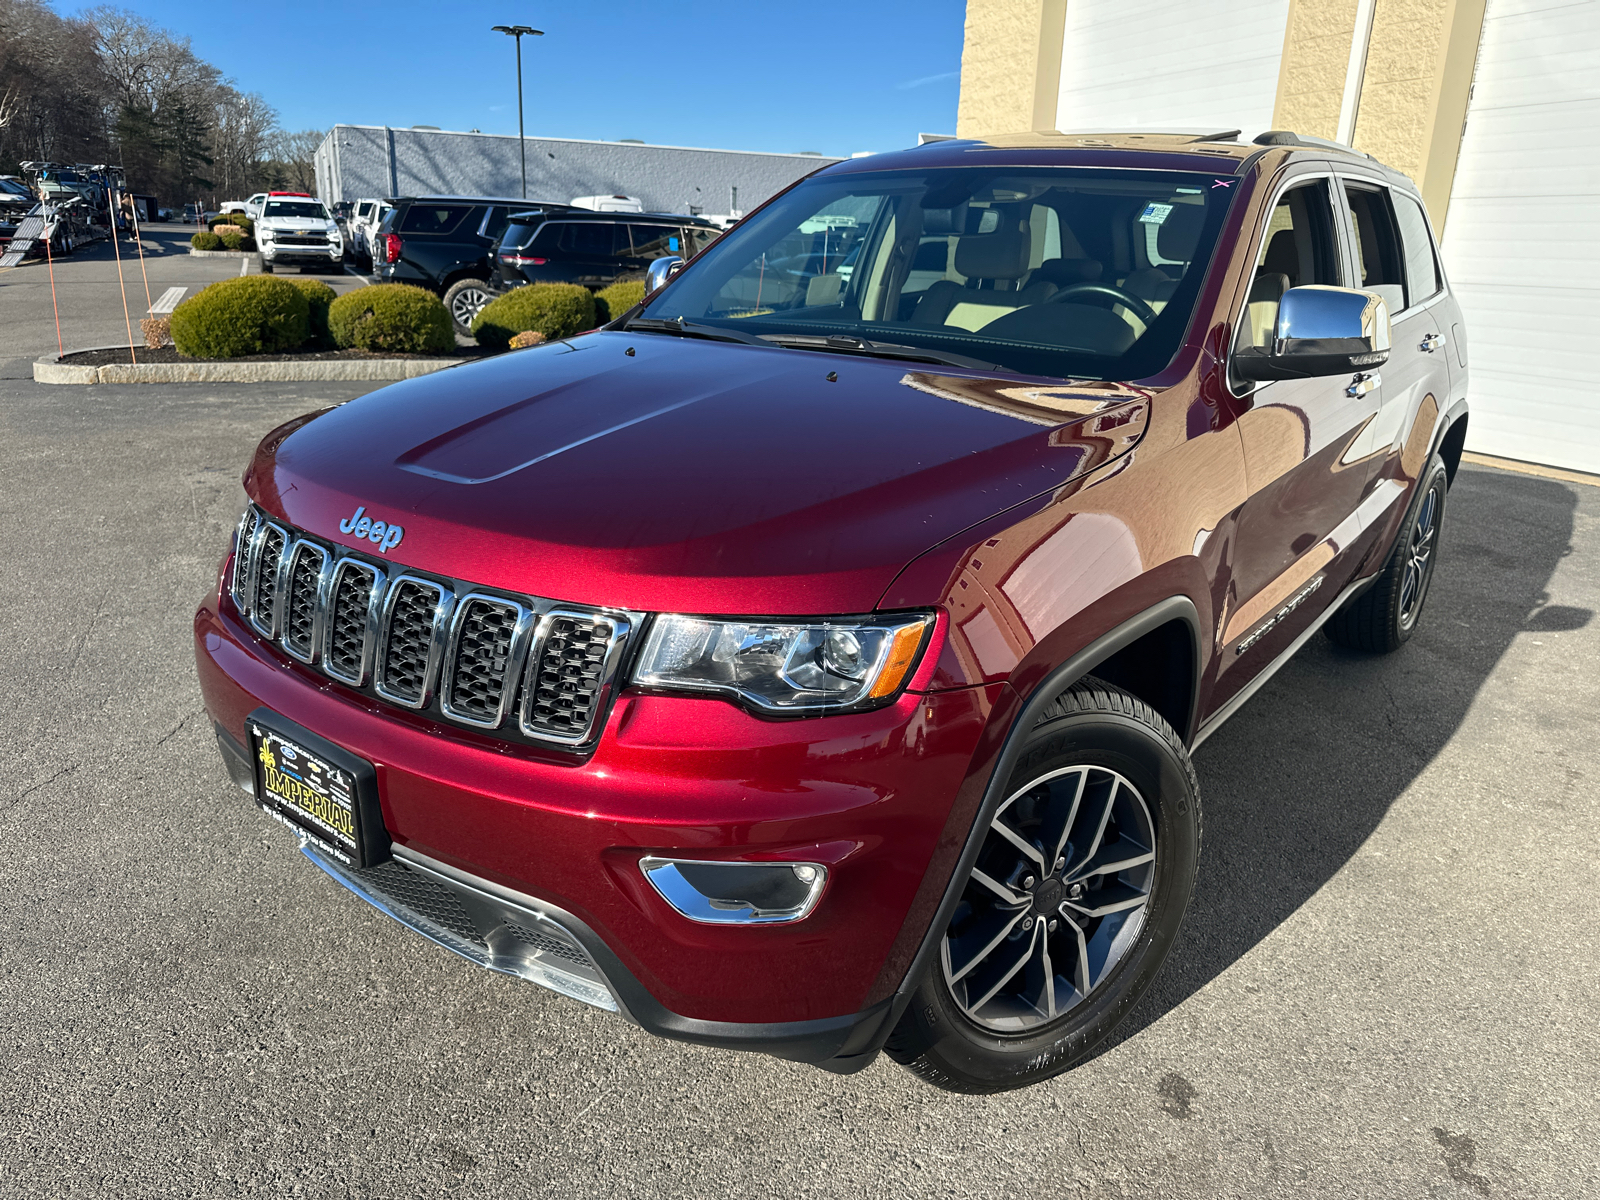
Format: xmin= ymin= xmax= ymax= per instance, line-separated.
xmin=958 ymin=0 xmax=1485 ymax=225
xmin=956 ymin=0 xmax=1068 ymax=138
xmin=1273 ymin=0 xmax=1362 ymax=140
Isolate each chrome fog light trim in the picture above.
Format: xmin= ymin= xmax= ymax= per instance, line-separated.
xmin=640 ymin=857 xmax=828 ymax=925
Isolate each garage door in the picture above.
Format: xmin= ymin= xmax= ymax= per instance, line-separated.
xmin=1054 ymin=0 xmax=1291 ymax=138
xmin=1442 ymin=0 xmax=1600 ymax=474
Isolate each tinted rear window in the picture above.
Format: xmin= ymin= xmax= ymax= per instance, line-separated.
xmin=400 ymin=204 xmax=473 ymax=235
xmin=501 ymin=220 xmax=544 ymax=250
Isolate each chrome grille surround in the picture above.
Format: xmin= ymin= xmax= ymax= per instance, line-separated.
xmin=278 ymin=540 xmax=331 ymax=664
xmin=226 ymin=505 xmax=634 ymax=750
xmin=247 ymin=521 xmax=289 ymax=639
xmin=321 ymin=559 xmax=384 ymax=687
xmin=441 ymin=594 xmax=536 ymax=729
xmin=375 ymin=575 xmax=454 ymax=710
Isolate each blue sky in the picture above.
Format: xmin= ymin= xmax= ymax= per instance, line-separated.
xmin=97 ymin=1 xmax=967 ymax=157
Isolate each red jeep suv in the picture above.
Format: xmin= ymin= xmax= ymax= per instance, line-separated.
xmin=194 ymin=130 xmax=1468 ymax=1093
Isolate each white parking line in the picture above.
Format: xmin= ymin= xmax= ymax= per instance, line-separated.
xmin=342 ymin=265 xmax=370 ymax=287
xmin=148 ymin=286 xmax=187 ymax=315
xmin=239 ymin=256 xmax=250 ymax=277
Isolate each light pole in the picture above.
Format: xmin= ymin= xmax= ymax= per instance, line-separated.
xmin=492 ymin=24 xmax=543 ymax=199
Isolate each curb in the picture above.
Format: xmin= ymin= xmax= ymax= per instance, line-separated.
xmin=188 ymin=247 xmax=262 ymax=261
xmin=34 ymin=347 xmax=467 ymax=385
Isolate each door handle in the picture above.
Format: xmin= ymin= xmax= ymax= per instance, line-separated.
xmin=1347 ymin=372 xmax=1380 ymax=398
xmin=1420 ymin=332 xmax=1445 ymax=353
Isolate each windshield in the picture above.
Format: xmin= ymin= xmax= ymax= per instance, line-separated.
xmin=264 ymin=200 xmax=328 ymax=220
xmin=641 ymin=166 xmax=1236 ymax=380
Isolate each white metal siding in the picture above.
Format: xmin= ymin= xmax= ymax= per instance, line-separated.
xmin=1443 ymin=0 xmax=1600 ymax=474
xmin=1054 ymin=0 xmax=1292 ymax=139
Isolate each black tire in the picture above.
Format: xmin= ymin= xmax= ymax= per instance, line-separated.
xmin=1326 ymin=453 xmax=1449 ymax=654
xmin=444 ymin=277 xmax=496 ymax=338
xmin=886 ymin=678 xmax=1201 ymax=1093
xmin=260 ymin=261 xmax=274 ymax=274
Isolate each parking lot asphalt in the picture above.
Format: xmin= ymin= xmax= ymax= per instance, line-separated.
xmin=0 ymin=374 xmax=1595 ymax=1199
xmin=0 ymin=224 xmax=370 ymax=372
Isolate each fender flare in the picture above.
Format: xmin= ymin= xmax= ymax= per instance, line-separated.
xmin=833 ymin=595 xmax=1203 ymax=1069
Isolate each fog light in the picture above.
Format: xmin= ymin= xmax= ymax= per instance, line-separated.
xmin=639 ymin=857 xmax=827 ymax=924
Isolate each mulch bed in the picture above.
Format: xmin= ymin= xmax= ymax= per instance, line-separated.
xmin=63 ymin=346 xmax=486 ymax=367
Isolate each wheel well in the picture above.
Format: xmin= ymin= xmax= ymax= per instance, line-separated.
xmin=1073 ymin=618 xmax=1196 ymax=742
xmin=1438 ymin=415 xmax=1468 ymax=484
xmin=441 ymin=270 xmax=490 ymax=293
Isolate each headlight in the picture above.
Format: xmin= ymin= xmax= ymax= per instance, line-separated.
xmin=258 ymin=228 xmax=273 ymax=240
xmin=632 ymin=613 xmax=933 ymax=714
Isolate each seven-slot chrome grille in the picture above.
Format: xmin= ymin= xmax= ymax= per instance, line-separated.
xmin=229 ymin=505 xmax=633 ymax=749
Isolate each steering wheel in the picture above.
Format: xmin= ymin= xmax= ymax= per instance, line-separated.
xmin=1045 ymin=282 xmax=1159 ymax=327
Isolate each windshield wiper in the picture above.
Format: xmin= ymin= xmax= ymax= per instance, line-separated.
xmin=762 ymin=333 xmax=1007 ymax=373
xmin=622 ymin=316 xmax=773 ymax=349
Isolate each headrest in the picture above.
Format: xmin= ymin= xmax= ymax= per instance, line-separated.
xmin=954 ymin=217 xmax=1032 ymax=280
xmin=1247 ymin=271 xmax=1289 ymax=305
xmin=1029 ymin=257 xmax=1104 ymax=285
xmin=1262 ymin=229 xmax=1298 ymax=277
xmin=1156 ymin=203 xmax=1206 ymax=262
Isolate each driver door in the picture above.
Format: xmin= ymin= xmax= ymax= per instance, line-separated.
xmin=1216 ymin=172 xmax=1385 ymax=701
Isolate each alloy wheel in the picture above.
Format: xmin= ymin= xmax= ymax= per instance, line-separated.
xmin=943 ymin=765 xmax=1156 ymax=1032
xmin=1399 ymin=480 xmax=1442 ymax=627
xmin=451 ymin=284 xmax=491 ymax=327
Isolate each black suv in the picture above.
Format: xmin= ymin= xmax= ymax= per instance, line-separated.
xmin=373 ymin=196 xmax=574 ymax=334
xmin=490 ymin=209 xmax=722 ymax=295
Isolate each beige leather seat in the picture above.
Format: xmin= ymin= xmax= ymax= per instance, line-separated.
xmin=910 ymin=218 xmax=1032 ymax=327
xmin=1124 ymin=203 xmax=1207 ymax=307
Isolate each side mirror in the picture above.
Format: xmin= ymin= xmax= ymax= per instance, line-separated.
xmin=1234 ymin=284 xmax=1391 ymax=382
xmin=646 ymin=256 xmax=685 ymax=294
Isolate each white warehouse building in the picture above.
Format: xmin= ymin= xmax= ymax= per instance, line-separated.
xmin=313 ymin=125 xmax=840 ymax=220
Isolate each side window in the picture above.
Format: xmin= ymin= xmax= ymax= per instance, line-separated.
xmin=399 ymin=204 xmax=471 ymax=235
xmin=1239 ymin=180 xmax=1343 ymax=349
xmin=479 ymin=206 xmax=509 ymax=241
xmin=628 ymin=224 xmax=686 ymax=259
xmin=1392 ymin=193 xmax=1442 ymax=308
xmin=1342 ymin=185 xmax=1407 ymax=313
xmin=559 ymin=223 xmax=625 ymax=257
xmin=685 ymin=226 xmax=719 ymax=256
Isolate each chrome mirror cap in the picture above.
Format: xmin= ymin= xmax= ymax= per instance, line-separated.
xmin=645 ymin=255 xmax=684 ymax=295
xmin=1235 ymin=285 xmax=1392 ymax=382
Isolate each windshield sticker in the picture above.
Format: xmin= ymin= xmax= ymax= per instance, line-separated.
xmin=1138 ymin=202 xmax=1174 ymax=225
xmin=1211 ymin=179 xmax=1234 ymax=189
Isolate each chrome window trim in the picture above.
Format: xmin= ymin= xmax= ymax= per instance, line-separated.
xmin=246 ymin=520 xmax=291 ymax=639
xmin=320 ymin=558 xmax=386 ymax=687
xmin=1225 ymin=166 xmax=1353 ymax=399
xmin=440 ymin=593 xmax=538 ymax=730
xmin=517 ymin=609 xmax=634 ymax=746
xmin=374 ymin=574 xmax=456 ymax=710
xmin=277 ymin=540 xmax=333 ymax=665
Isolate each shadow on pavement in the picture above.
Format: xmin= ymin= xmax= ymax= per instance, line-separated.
xmin=1098 ymin=464 xmax=1590 ymax=1050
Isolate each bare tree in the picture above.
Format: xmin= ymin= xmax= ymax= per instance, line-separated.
xmin=269 ymin=128 xmax=324 ymax=194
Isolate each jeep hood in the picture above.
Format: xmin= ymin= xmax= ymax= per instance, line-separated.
xmin=248 ymin=332 xmax=1149 ymax=614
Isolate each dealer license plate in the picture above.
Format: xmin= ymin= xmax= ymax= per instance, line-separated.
xmin=247 ymin=710 xmax=388 ymax=867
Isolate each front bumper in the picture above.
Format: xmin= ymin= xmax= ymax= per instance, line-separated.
xmin=261 ymin=239 xmax=341 ymax=263
xmin=195 ymin=579 xmax=997 ymax=1065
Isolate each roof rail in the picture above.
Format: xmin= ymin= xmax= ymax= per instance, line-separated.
xmin=1189 ymin=130 xmax=1242 ymax=143
xmin=1253 ymin=130 xmax=1376 ymax=160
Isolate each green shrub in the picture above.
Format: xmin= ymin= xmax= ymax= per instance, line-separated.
xmin=191 ymin=231 xmax=223 ymax=251
xmin=328 ymin=283 xmax=453 ymax=354
xmin=238 ymin=236 xmax=257 ymax=252
xmin=594 ymin=280 xmax=646 ymax=324
xmin=287 ymin=278 xmax=337 ymax=348
xmin=471 ymin=283 xmax=596 ymax=352
xmin=216 ymin=228 xmax=244 ymax=250
xmin=170 ymin=275 xmax=310 ymax=358
xmin=210 ymin=213 xmax=254 ymax=234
